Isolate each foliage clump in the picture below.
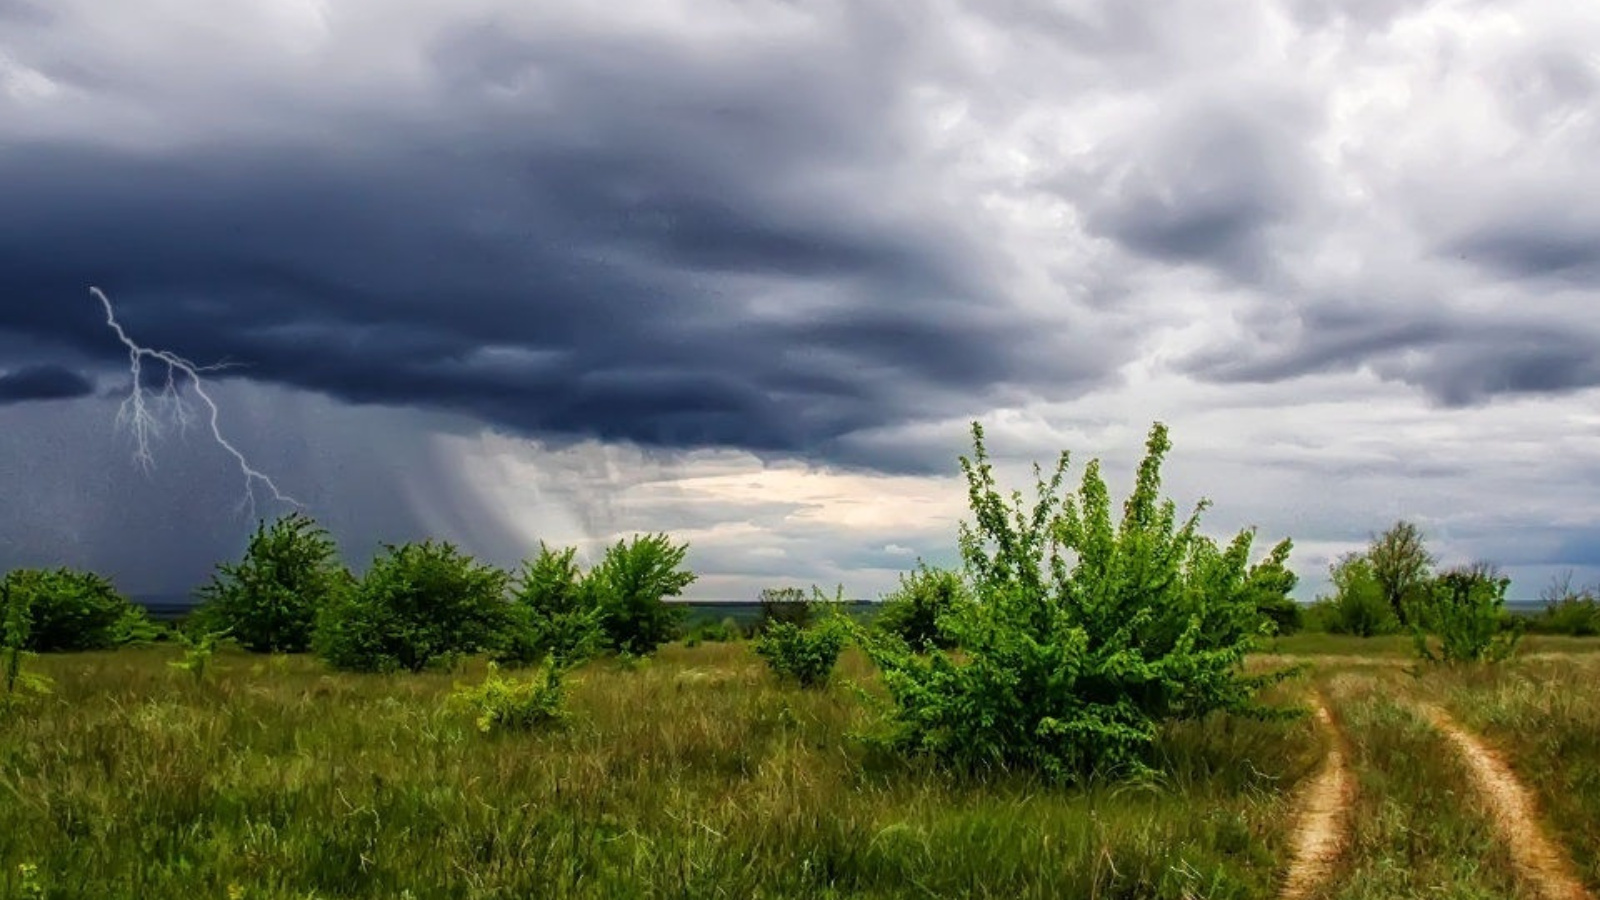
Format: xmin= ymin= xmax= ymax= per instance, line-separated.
xmin=862 ymin=422 xmax=1296 ymax=781
xmin=494 ymin=543 xmax=603 ymax=668
xmin=755 ymin=586 xmax=814 ymax=634
xmin=194 ymin=513 xmax=348 ymax=654
xmin=1528 ymin=573 xmax=1600 ymax=636
xmin=873 ymin=564 xmax=968 ymax=650
xmin=1412 ymin=562 xmax=1521 ymax=663
xmin=447 ymin=661 xmax=568 ymax=733
xmin=1304 ymin=553 xmax=1401 ymax=636
xmin=314 ymin=540 xmax=509 ymax=673
xmin=2 ymin=586 xmax=52 ymax=707
xmin=755 ymin=588 xmax=850 ymax=688
xmin=589 ymin=534 xmax=695 ymax=656
xmin=1366 ymin=520 xmax=1434 ymax=626
xmin=0 ymin=567 xmax=155 ymax=651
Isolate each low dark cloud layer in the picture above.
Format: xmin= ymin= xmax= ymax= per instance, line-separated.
xmin=0 ymin=364 xmax=94 ymax=403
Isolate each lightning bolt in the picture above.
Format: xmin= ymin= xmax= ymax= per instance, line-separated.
xmin=91 ymin=286 xmax=301 ymax=517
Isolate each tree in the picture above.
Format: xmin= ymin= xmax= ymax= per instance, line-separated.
xmin=314 ymin=541 xmax=509 ymax=673
xmin=1 ymin=568 xmax=154 ymax=651
xmin=755 ymin=586 xmax=813 ymax=634
xmin=494 ymin=543 xmax=603 ymax=667
xmin=590 ymin=534 xmax=696 ymax=655
xmin=1242 ymin=539 xmax=1301 ymax=636
xmin=1367 ymin=520 xmax=1434 ymax=625
xmin=874 ymin=563 xmax=968 ymax=650
xmin=861 ymin=422 xmax=1295 ymax=781
xmin=1412 ymin=561 xmax=1520 ymax=663
xmin=1308 ymin=553 xmax=1399 ymax=636
xmin=193 ymin=513 xmax=348 ymax=653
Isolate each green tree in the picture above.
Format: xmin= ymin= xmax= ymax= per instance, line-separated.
xmin=495 ymin=543 xmax=603 ymax=667
xmin=1412 ymin=561 xmax=1520 ymax=663
xmin=757 ymin=598 xmax=850 ymax=688
xmin=874 ymin=563 xmax=968 ymax=650
xmin=590 ymin=534 xmax=696 ymax=655
xmin=193 ymin=513 xmax=348 ymax=653
xmin=1368 ymin=520 xmax=1434 ymax=625
xmin=1 ymin=568 xmax=153 ymax=651
xmin=1243 ymin=539 xmax=1301 ymax=635
xmin=861 ymin=422 xmax=1294 ymax=781
xmin=314 ymin=541 xmax=509 ymax=673
xmin=755 ymin=586 xmax=813 ymax=634
xmin=1307 ymin=553 xmax=1399 ymax=636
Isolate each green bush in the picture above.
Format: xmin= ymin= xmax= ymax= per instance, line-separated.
xmin=193 ymin=513 xmax=349 ymax=654
xmin=1306 ymin=553 xmax=1400 ymax=636
xmin=590 ymin=534 xmax=696 ymax=656
xmin=683 ymin=616 xmax=742 ymax=646
xmin=0 ymin=568 xmax=153 ymax=652
xmin=1412 ymin=562 xmax=1521 ymax=663
xmin=755 ymin=592 xmax=850 ymax=688
xmin=2 ymin=587 xmax=52 ymax=705
xmin=861 ymin=422 xmax=1295 ymax=781
xmin=495 ymin=543 xmax=603 ymax=667
xmin=755 ymin=586 xmax=813 ymax=634
xmin=1243 ymin=541 xmax=1301 ymax=636
xmin=1527 ymin=574 xmax=1600 ymax=636
xmin=873 ymin=563 xmax=967 ymax=650
xmin=314 ymin=541 xmax=509 ymax=673
xmin=447 ymin=661 xmax=568 ymax=733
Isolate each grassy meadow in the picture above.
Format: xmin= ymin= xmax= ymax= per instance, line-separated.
xmin=3 ymin=638 xmax=1599 ymax=899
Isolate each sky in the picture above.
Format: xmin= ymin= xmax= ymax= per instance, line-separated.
xmin=2 ymin=0 xmax=1598 ymax=602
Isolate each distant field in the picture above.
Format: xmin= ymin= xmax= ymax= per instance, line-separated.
xmin=3 ymin=637 xmax=1598 ymax=898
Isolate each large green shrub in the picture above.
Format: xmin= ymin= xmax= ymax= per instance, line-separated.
xmin=1306 ymin=553 xmax=1400 ymax=636
xmin=1243 ymin=541 xmax=1301 ymax=636
xmin=0 ymin=568 xmax=154 ymax=651
xmin=314 ymin=541 xmax=509 ymax=673
xmin=193 ymin=513 xmax=348 ymax=653
xmin=1412 ymin=562 xmax=1521 ymax=663
xmin=861 ymin=422 xmax=1295 ymax=781
xmin=1527 ymin=573 xmax=1600 ymax=636
xmin=873 ymin=563 xmax=968 ymax=650
xmin=754 ymin=586 xmax=813 ymax=634
xmin=590 ymin=534 xmax=696 ymax=656
xmin=494 ymin=543 xmax=603 ymax=667
xmin=756 ymin=587 xmax=851 ymax=688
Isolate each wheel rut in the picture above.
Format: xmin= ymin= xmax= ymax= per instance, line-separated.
xmin=1279 ymin=693 xmax=1354 ymax=900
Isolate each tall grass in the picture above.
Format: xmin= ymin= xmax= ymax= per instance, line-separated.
xmin=1 ymin=643 xmax=1319 ymax=899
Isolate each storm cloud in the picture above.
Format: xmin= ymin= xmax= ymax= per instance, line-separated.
xmin=2 ymin=0 xmax=1599 ymax=599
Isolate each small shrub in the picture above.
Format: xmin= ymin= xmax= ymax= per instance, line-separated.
xmin=495 ymin=544 xmax=603 ymax=667
xmin=1308 ymin=554 xmax=1399 ymax=636
xmin=448 ymin=661 xmax=568 ymax=733
xmin=1412 ymin=562 xmax=1521 ymax=663
xmin=1 ymin=568 xmax=152 ymax=651
xmin=169 ymin=628 xmax=228 ymax=683
xmin=1527 ymin=573 xmax=1600 ymax=636
xmin=194 ymin=513 xmax=348 ymax=653
xmin=590 ymin=534 xmax=696 ymax=656
xmin=315 ymin=541 xmax=509 ymax=673
xmin=874 ymin=564 xmax=968 ymax=650
xmin=756 ymin=590 xmax=850 ymax=688
xmin=755 ymin=586 xmax=813 ymax=634
xmin=683 ymin=616 xmax=742 ymax=646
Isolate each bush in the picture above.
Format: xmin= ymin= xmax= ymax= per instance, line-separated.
xmin=447 ymin=661 xmax=568 ymax=733
xmin=2 ymin=587 xmax=52 ymax=705
xmin=1244 ymin=541 xmax=1301 ymax=636
xmin=683 ymin=616 xmax=743 ymax=646
xmin=0 ymin=568 xmax=153 ymax=652
xmin=193 ymin=513 xmax=348 ymax=654
xmin=1412 ymin=562 xmax=1521 ymax=663
xmin=861 ymin=422 xmax=1295 ymax=781
xmin=314 ymin=541 xmax=509 ymax=673
xmin=752 ymin=586 xmax=811 ymax=635
xmin=1307 ymin=553 xmax=1400 ymax=636
xmin=756 ymin=590 xmax=850 ymax=688
xmin=590 ymin=534 xmax=696 ymax=656
xmin=1527 ymin=573 xmax=1600 ymax=636
xmin=874 ymin=564 xmax=967 ymax=650
xmin=494 ymin=544 xmax=603 ymax=667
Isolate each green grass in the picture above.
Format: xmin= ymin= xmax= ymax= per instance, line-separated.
xmin=0 ymin=643 xmax=1321 ymax=900
xmin=1418 ymin=655 xmax=1600 ymax=891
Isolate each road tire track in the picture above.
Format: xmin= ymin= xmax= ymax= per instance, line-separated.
xmin=1279 ymin=693 xmax=1354 ymax=900
xmin=1421 ymin=704 xmax=1594 ymax=900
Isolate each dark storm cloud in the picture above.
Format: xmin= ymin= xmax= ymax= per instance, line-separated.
xmin=0 ymin=364 xmax=94 ymax=403
xmin=0 ymin=10 xmax=1098 ymax=471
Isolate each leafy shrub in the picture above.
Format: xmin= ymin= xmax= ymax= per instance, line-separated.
xmin=314 ymin=541 xmax=509 ymax=673
xmin=1527 ymin=573 xmax=1600 ymax=636
xmin=1412 ymin=562 xmax=1521 ymax=663
xmin=755 ymin=586 xmax=813 ymax=634
xmin=169 ymin=628 xmax=227 ymax=683
xmin=494 ymin=544 xmax=603 ymax=667
xmin=1243 ymin=541 xmax=1301 ymax=636
xmin=1306 ymin=553 xmax=1400 ymax=636
xmin=756 ymin=591 xmax=850 ymax=688
xmin=590 ymin=534 xmax=696 ymax=656
xmin=873 ymin=564 xmax=967 ymax=650
xmin=683 ymin=616 xmax=743 ymax=646
xmin=861 ymin=422 xmax=1295 ymax=781
xmin=193 ymin=513 xmax=349 ymax=653
xmin=447 ymin=661 xmax=568 ymax=733
xmin=0 ymin=568 xmax=153 ymax=651
xmin=2 ymin=587 xmax=52 ymax=707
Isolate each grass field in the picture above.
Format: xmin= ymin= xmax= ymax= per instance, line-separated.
xmin=2 ymin=637 xmax=1598 ymax=899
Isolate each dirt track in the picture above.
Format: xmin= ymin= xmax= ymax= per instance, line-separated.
xmin=1279 ymin=694 xmax=1354 ymax=900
